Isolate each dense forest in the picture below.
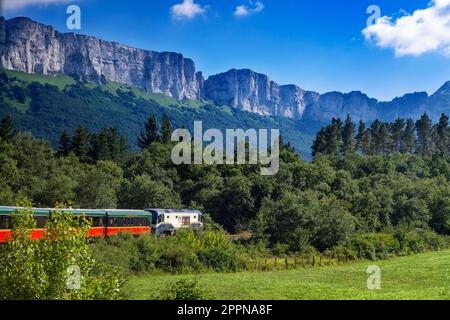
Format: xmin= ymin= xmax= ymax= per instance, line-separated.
xmin=0 ymin=111 xmax=449 ymax=255
xmin=0 ymin=68 xmax=319 ymax=160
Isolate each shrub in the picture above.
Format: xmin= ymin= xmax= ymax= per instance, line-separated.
xmin=0 ymin=205 xmax=121 ymax=300
xmin=157 ymin=279 xmax=211 ymax=300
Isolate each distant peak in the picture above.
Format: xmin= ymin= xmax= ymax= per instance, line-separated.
xmin=432 ymin=81 xmax=450 ymax=96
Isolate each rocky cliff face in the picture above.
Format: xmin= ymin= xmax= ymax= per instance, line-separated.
xmin=0 ymin=17 xmax=203 ymax=100
xmin=1 ymin=17 xmax=450 ymax=123
xmin=204 ymin=69 xmax=319 ymax=119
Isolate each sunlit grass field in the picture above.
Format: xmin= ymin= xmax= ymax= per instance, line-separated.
xmin=124 ymin=250 xmax=450 ymax=300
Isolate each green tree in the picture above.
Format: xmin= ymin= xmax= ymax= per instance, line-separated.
xmin=57 ymin=130 xmax=72 ymax=157
xmin=71 ymin=125 xmax=91 ymax=162
xmin=356 ymin=121 xmax=370 ymax=155
xmin=435 ymin=113 xmax=449 ymax=155
xmin=391 ymin=118 xmax=405 ymax=153
xmin=76 ymin=161 xmax=123 ymax=208
xmin=415 ymin=113 xmax=434 ymax=157
xmin=0 ymin=205 xmax=121 ymax=300
xmin=138 ymin=115 xmax=159 ymax=149
xmin=160 ymin=113 xmax=173 ymax=144
xmin=401 ymin=118 xmax=416 ymax=154
xmin=0 ymin=116 xmax=16 ymax=142
xmin=341 ymin=115 xmax=356 ymax=155
xmin=119 ymin=174 xmax=181 ymax=209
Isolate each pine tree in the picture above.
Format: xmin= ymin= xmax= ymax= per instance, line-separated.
xmin=312 ymin=127 xmax=328 ymax=157
xmin=356 ymin=121 xmax=370 ymax=155
xmin=435 ymin=113 xmax=449 ymax=155
xmin=57 ymin=130 xmax=72 ymax=157
xmin=341 ymin=115 xmax=356 ymax=155
xmin=0 ymin=115 xmax=16 ymax=142
xmin=160 ymin=113 xmax=173 ymax=144
xmin=71 ymin=125 xmax=91 ymax=162
xmin=88 ymin=133 xmax=100 ymax=162
xmin=415 ymin=113 xmax=433 ymax=157
xmin=401 ymin=118 xmax=416 ymax=154
xmin=325 ymin=118 xmax=343 ymax=156
xmin=369 ymin=120 xmax=384 ymax=154
xmin=138 ymin=115 xmax=158 ymax=149
xmin=391 ymin=118 xmax=405 ymax=153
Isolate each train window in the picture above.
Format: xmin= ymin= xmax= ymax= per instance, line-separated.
xmin=0 ymin=215 xmax=10 ymax=229
xmin=34 ymin=216 xmax=48 ymax=228
xmin=91 ymin=217 xmax=105 ymax=227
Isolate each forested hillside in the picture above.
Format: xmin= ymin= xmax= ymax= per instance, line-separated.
xmin=0 ymin=68 xmax=319 ymax=160
xmin=0 ymin=113 xmax=448 ymax=256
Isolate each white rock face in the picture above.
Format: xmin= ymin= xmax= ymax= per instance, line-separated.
xmin=204 ymin=69 xmax=320 ymax=120
xmin=0 ymin=17 xmax=203 ymax=100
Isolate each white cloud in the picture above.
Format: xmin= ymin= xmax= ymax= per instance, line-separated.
xmin=171 ymin=0 xmax=206 ymax=20
xmin=2 ymin=0 xmax=72 ymax=11
xmin=363 ymin=0 xmax=450 ymax=57
xmin=234 ymin=1 xmax=264 ymax=17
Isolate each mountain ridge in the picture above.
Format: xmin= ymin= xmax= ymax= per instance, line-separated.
xmin=1 ymin=16 xmax=450 ymax=122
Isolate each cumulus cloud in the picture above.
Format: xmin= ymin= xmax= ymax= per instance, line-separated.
xmin=2 ymin=0 xmax=72 ymax=11
xmin=363 ymin=0 xmax=450 ymax=57
xmin=234 ymin=1 xmax=264 ymax=17
xmin=171 ymin=0 xmax=206 ymax=20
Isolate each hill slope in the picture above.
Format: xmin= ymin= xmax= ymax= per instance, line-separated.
xmin=0 ymin=68 xmax=320 ymax=159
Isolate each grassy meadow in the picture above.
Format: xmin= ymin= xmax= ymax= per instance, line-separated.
xmin=123 ymin=250 xmax=450 ymax=300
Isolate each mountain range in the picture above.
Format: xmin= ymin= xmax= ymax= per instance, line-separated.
xmin=1 ymin=16 xmax=450 ymax=124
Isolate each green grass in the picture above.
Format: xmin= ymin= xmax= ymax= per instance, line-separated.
xmin=2 ymin=68 xmax=76 ymax=90
xmin=123 ymin=250 xmax=450 ymax=300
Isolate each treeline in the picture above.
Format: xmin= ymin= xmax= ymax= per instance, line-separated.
xmin=0 ymin=114 xmax=449 ymax=255
xmin=312 ymin=113 xmax=450 ymax=157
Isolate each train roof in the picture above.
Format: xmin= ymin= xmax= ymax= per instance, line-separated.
xmin=0 ymin=206 xmax=106 ymax=216
xmin=144 ymin=209 xmax=203 ymax=215
xmin=0 ymin=207 xmax=200 ymax=217
xmin=103 ymin=209 xmax=150 ymax=217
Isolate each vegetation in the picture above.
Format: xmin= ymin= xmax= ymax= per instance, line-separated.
xmin=124 ymin=250 xmax=450 ymax=300
xmin=0 ymin=68 xmax=317 ymax=159
xmin=0 ymin=205 xmax=121 ymax=300
xmin=0 ymin=112 xmax=449 ymax=255
xmin=1 ymin=69 xmax=450 ymax=300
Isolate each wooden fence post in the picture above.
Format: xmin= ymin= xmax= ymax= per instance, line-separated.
xmin=285 ymin=258 xmax=288 ymax=269
xmin=312 ymin=255 xmax=315 ymax=267
xmin=275 ymin=258 xmax=277 ymax=268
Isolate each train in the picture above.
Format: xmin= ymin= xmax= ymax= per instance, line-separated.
xmin=0 ymin=206 xmax=203 ymax=243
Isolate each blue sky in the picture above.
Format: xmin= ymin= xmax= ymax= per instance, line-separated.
xmin=2 ymin=0 xmax=450 ymax=101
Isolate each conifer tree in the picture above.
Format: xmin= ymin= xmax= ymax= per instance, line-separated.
xmin=435 ymin=113 xmax=449 ymax=155
xmin=356 ymin=121 xmax=370 ymax=155
xmin=416 ymin=113 xmax=433 ymax=157
xmin=71 ymin=125 xmax=90 ymax=162
xmin=160 ymin=113 xmax=173 ymax=144
xmin=0 ymin=116 xmax=16 ymax=142
xmin=341 ymin=115 xmax=356 ymax=155
xmin=138 ymin=115 xmax=158 ymax=150
xmin=57 ymin=130 xmax=72 ymax=157
xmin=391 ymin=118 xmax=405 ymax=153
xmin=401 ymin=118 xmax=416 ymax=154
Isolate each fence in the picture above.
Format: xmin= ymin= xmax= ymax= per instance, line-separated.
xmin=246 ymin=253 xmax=353 ymax=272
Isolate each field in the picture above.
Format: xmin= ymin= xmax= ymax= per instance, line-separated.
xmin=123 ymin=250 xmax=450 ymax=300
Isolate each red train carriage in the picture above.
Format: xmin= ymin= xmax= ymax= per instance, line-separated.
xmin=0 ymin=206 xmax=152 ymax=243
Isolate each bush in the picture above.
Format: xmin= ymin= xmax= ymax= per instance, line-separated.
xmin=0 ymin=205 xmax=121 ymax=300
xmin=157 ymin=279 xmax=211 ymax=300
xmin=333 ymin=230 xmax=449 ymax=261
